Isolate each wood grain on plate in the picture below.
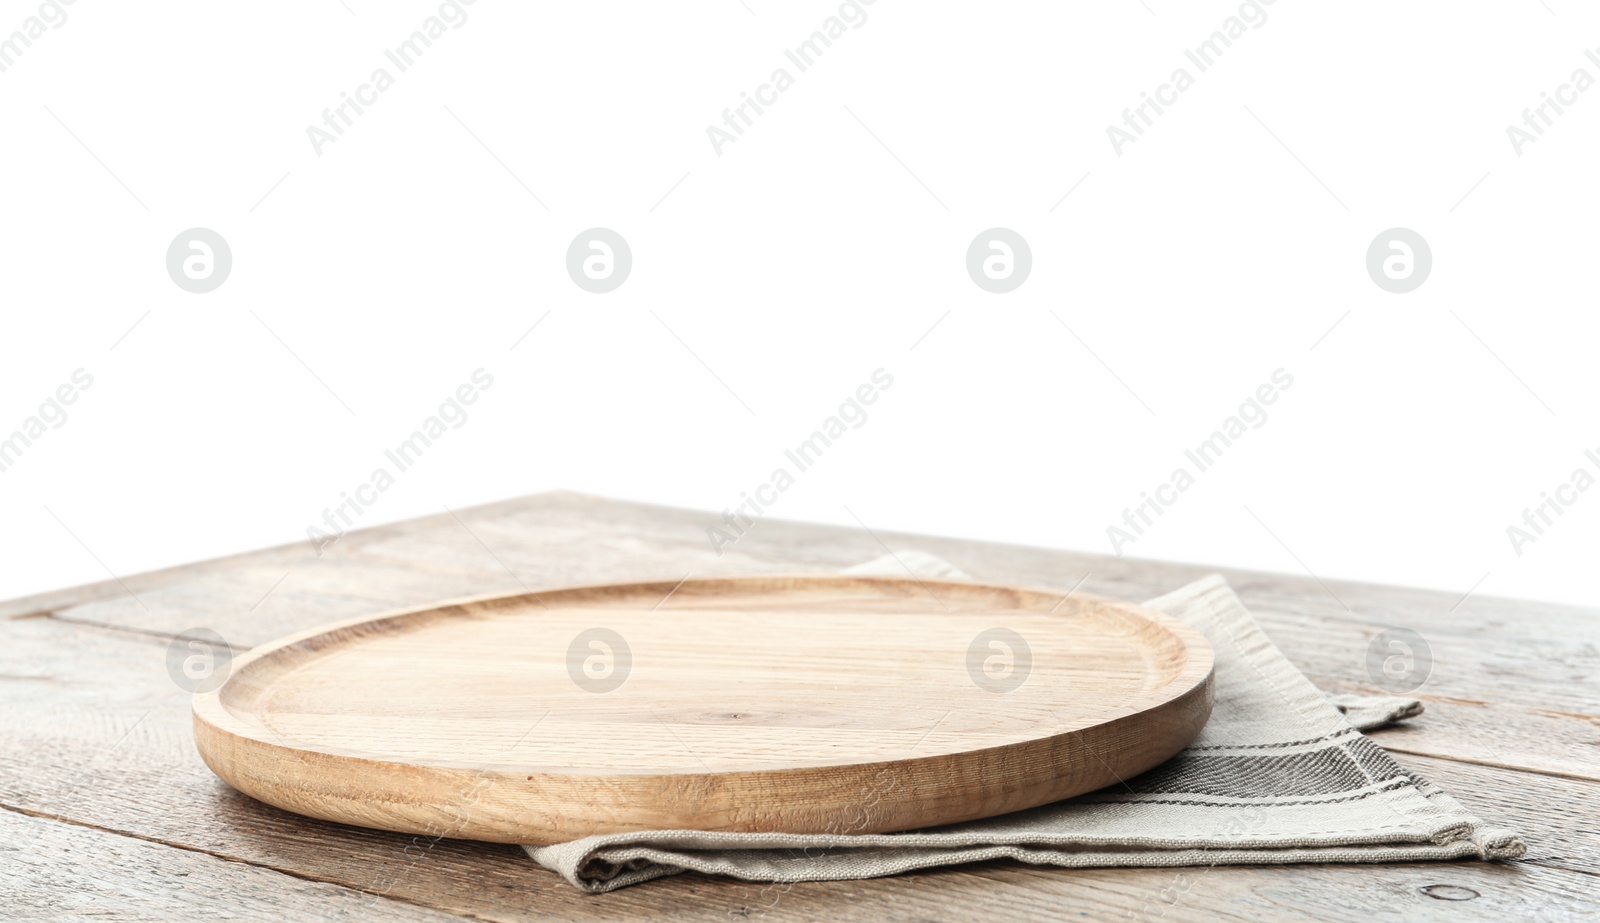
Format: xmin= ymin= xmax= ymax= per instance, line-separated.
xmin=192 ymin=575 xmax=1213 ymax=844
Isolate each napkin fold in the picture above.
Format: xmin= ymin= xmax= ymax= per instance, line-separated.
xmin=526 ymin=557 xmax=1523 ymax=892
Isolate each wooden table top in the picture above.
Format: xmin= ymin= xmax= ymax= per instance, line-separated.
xmin=3 ymin=491 xmax=1594 ymax=921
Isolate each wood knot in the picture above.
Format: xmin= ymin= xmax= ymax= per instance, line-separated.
xmin=1421 ymin=885 xmax=1480 ymax=901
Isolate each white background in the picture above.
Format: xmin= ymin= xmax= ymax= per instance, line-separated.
xmin=2 ymin=0 xmax=1596 ymax=608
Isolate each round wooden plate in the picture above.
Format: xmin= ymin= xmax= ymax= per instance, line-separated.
xmin=193 ymin=575 xmax=1214 ymax=844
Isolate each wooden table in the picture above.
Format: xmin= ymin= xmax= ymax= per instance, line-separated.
xmin=3 ymin=492 xmax=1594 ymax=921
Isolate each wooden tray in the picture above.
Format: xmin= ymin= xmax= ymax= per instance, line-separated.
xmin=193 ymin=574 xmax=1214 ymax=844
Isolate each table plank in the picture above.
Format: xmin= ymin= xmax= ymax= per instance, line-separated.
xmin=0 ymin=806 xmax=471 ymax=923
xmin=4 ymin=491 xmax=1594 ymax=921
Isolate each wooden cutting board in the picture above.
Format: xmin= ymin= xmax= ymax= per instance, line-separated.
xmin=192 ymin=574 xmax=1214 ymax=844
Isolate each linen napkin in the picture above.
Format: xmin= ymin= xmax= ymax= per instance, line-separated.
xmin=526 ymin=558 xmax=1524 ymax=892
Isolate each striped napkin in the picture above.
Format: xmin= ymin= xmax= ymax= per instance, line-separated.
xmin=526 ymin=558 xmax=1523 ymax=892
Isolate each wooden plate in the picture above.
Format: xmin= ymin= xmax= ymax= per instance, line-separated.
xmin=193 ymin=575 xmax=1214 ymax=844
